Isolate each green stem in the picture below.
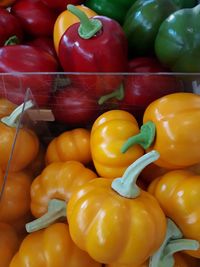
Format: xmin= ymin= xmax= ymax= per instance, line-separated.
xmin=25 ymin=199 xmax=67 ymax=233
xmin=4 ymin=35 xmax=20 ymax=46
xmin=98 ymin=84 xmax=124 ymax=105
xmin=121 ymin=121 xmax=156 ymax=152
xmin=1 ymin=100 xmax=34 ymax=127
xmin=149 ymin=219 xmax=199 ymax=267
xmin=67 ymin=4 xmax=102 ymax=39
xmin=111 ymin=150 xmax=160 ymax=198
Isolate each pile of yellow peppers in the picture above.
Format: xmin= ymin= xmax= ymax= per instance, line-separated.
xmin=1 ymin=92 xmax=200 ymax=267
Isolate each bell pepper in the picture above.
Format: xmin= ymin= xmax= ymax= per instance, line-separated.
xmin=90 ymin=109 xmax=144 ymax=179
xmin=172 ymin=0 xmax=197 ymax=8
xmin=26 ymin=160 xmax=97 ymax=233
xmin=54 ymin=5 xmax=97 ymax=54
xmin=0 ymin=98 xmax=16 ymax=118
xmin=10 ymin=223 xmax=102 ymax=267
xmin=123 ymin=0 xmax=178 ymax=56
xmin=0 ymin=42 xmax=58 ymax=106
xmin=58 ymin=4 xmax=128 ymax=98
xmin=106 ymin=220 xmax=199 ymax=267
xmin=67 ymin=151 xmax=167 ymax=265
xmin=50 ymin=85 xmax=100 ymax=126
xmin=155 ymin=4 xmax=200 ymax=72
xmin=85 ymin=0 xmax=136 ymax=24
xmin=41 ymin=0 xmax=83 ymax=11
xmin=148 ymin=169 xmax=200 ymax=258
xmin=0 ymin=8 xmax=23 ymax=47
xmin=45 ymin=128 xmax=92 ymax=166
xmin=0 ymin=222 xmax=19 ymax=267
xmin=121 ymin=92 xmax=200 ymax=169
xmin=0 ymin=169 xmax=32 ymax=224
xmin=11 ymin=0 xmax=58 ymax=38
xmin=0 ymin=101 xmax=39 ymax=172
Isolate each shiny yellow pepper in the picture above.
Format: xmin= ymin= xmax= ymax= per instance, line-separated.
xmin=90 ymin=110 xmax=144 ymax=179
xmin=67 ymin=151 xmax=167 ymax=265
xmin=148 ymin=169 xmax=200 ymax=258
xmin=122 ymin=92 xmax=200 ymax=169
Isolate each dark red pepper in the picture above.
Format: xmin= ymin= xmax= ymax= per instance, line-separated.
xmin=98 ymin=57 xmax=183 ymax=122
xmin=0 ymin=43 xmax=58 ymax=106
xmin=11 ymin=0 xmax=58 ymax=38
xmin=58 ymin=4 xmax=128 ymax=98
xmin=41 ymin=0 xmax=83 ymax=12
xmin=0 ymin=8 xmax=23 ymax=47
xmin=50 ymin=85 xmax=100 ymax=127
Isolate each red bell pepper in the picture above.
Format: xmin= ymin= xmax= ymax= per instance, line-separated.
xmin=0 ymin=8 xmax=23 ymax=47
xmin=41 ymin=0 xmax=83 ymax=11
xmin=0 ymin=43 xmax=58 ymax=106
xmin=58 ymin=4 xmax=128 ymax=98
xmin=11 ymin=0 xmax=58 ymax=38
xmin=50 ymin=85 xmax=100 ymax=127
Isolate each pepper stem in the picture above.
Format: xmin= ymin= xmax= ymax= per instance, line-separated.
xmin=25 ymin=199 xmax=66 ymax=233
xmin=67 ymin=4 xmax=102 ymax=39
xmin=149 ymin=219 xmax=199 ymax=267
xmin=4 ymin=35 xmax=20 ymax=46
xmin=98 ymin=84 xmax=124 ymax=105
xmin=111 ymin=150 xmax=159 ymax=198
xmin=1 ymin=100 xmax=34 ymax=127
xmin=121 ymin=121 xmax=156 ymax=153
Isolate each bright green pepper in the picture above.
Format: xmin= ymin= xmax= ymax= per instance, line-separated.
xmin=84 ymin=0 xmax=136 ymax=24
xmin=155 ymin=4 xmax=200 ymax=72
xmin=123 ymin=0 xmax=179 ymax=56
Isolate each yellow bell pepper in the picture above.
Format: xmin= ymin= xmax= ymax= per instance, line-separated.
xmin=90 ymin=110 xmax=144 ymax=179
xmin=67 ymin=151 xmax=167 ymax=265
xmin=148 ymin=169 xmax=200 ymax=258
xmin=122 ymin=92 xmax=200 ymax=169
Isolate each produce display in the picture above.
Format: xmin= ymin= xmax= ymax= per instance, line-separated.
xmin=1 ymin=1 xmax=200 ymax=267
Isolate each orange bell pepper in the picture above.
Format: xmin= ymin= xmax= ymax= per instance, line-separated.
xmin=90 ymin=110 xmax=144 ymax=179
xmin=53 ymin=5 xmax=97 ymax=54
xmin=0 ymin=98 xmax=16 ymax=118
xmin=45 ymin=128 xmax=92 ymax=166
xmin=0 ymin=0 xmax=16 ymax=7
xmin=0 ymin=100 xmax=39 ymax=172
xmin=10 ymin=222 xmax=102 ymax=267
xmin=148 ymin=169 xmax=200 ymax=258
xmin=67 ymin=151 xmax=167 ymax=265
xmin=0 ymin=169 xmax=32 ymax=224
xmin=26 ymin=160 xmax=97 ymax=233
xmin=0 ymin=222 xmax=19 ymax=267
xmin=121 ymin=92 xmax=200 ymax=169
xmin=106 ymin=219 xmax=199 ymax=267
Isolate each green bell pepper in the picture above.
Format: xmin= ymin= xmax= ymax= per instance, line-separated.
xmin=172 ymin=0 xmax=197 ymax=8
xmin=84 ymin=0 xmax=136 ymax=24
xmin=155 ymin=4 xmax=200 ymax=72
xmin=123 ymin=0 xmax=179 ymax=56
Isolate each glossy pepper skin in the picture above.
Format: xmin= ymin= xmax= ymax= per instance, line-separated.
xmin=30 ymin=161 xmax=97 ymax=219
xmin=0 ymin=102 xmax=39 ymax=172
xmin=122 ymin=93 xmax=200 ymax=169
xmin=45 ymin=128 xmax=92 ymax=166
xmin=67 ymin=151 xmax=167 ymax=265
xmin=59 ymin=5 xmax=128 ymax=98
xmin=0 ymin=98 xmax=16 ymax=118
xmin=155 ymin=4 xmax=200 ymax=72
xmin=0 ymin=223 xmax=19 ymax=267
xmin=54 ymin=5 xmax=97 ymax=53
xmin=148 ymin=169 xmax=200 ymax=258
xmin=0 ymin=45 xmax=58 ymax=106
xmin=85 ymin=0 xmax=136 ymax=24
xmin=90 ymin=110 xmax=144 ymax=179
xmin=0 ymin=169 xmax=32 ymax=224
xmin=10 ymin=223 xmax=102 ymax=267
xmin=123 ymin=0 xmax=178 ymax=56
xmin=0 ymin=8 xmax=23 ymax=46
xmin=41 ymin=0 xmax=83 ymax=11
